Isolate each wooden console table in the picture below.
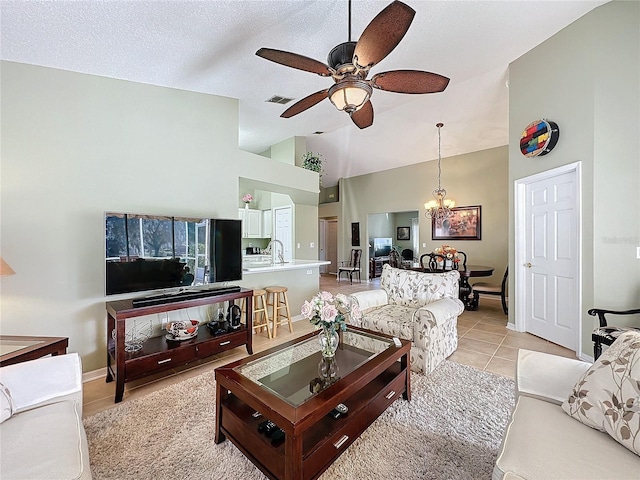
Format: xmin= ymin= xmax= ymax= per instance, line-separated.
xmin=0 ymin=335 xmax=68 ymax=367
xmin=106 ymin=288 xmax=253 ymax=403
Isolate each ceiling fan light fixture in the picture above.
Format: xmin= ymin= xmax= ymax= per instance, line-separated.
xmin=328 ymin=78 xmax=372 ymax=114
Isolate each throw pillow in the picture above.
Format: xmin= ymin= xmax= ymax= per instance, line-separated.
xmin=562 ymin=331 xmax=640 ymax=456
xmin=0 ymin=381 xmax=14 ymax=423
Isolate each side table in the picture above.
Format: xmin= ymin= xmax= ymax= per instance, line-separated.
xmin=0 ymin=335 xmax=69 ymax=367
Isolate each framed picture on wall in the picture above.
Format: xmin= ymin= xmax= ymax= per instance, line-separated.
xmin=351 ymin=222 xmax=360 ymax=246
xmin=397 ymin=226 xmax=410 ymax=241
xmin=432 ymin=206 xmax=481 ymax=240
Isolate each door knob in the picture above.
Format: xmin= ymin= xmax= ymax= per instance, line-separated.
xmin=524 ymin=262 xmax=532 ymax=268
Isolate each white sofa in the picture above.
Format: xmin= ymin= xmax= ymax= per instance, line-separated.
xmin=494 ymin=349 xmax=640 ymax=479
xmin=0 ymin=353 xmax=92 ymax=480
xmin=349 ymin=264 xmax=464 ymax=374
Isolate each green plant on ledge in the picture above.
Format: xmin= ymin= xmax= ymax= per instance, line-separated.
xmin=302 ymin=151 xmax=324 ymax=183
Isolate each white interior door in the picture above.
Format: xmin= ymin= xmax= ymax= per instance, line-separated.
xmin=327 ymin=220 xmax=338 ymax=275
xmin=273 ymin=206 xmax=292 ymax=261
xmin=516 ymin=163 xmax=581 ymax=351
xmin=318 ymin=220 xmax=327 ymax=274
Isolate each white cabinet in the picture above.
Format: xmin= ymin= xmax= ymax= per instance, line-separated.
xmin=262 ymin=210 xmax=272 ymax=238
xmin=238 ymin=208 xmax=262 ymax=238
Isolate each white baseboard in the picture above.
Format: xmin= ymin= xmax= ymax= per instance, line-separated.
xmin=83 ymin=366 xmax=107 ymax=383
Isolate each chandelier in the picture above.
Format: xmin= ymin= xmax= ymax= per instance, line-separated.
xmin=424 ymin=123 xmax=455 ymax=220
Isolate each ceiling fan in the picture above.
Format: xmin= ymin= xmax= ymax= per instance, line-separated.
xmin=256 ymin=0 xmax=450 ymax=129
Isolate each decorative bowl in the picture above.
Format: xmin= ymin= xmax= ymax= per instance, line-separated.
xmin=165 ymin=319 xmax=199 ymax=341
xmin=115 ymin=318 xmax=152 ymax=352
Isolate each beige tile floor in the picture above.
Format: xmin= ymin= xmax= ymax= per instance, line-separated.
xmin=83 ymin=274 xmax=576 ymax=417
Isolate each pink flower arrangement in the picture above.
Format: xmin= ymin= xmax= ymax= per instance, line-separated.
xmin=301 ymin=291 xmax=358 ymax=332
xmin=242 ymin=193 xmax=253 ymax=204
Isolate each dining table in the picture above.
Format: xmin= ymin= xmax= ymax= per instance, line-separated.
xmin=406 ymin=264 xmax=495 ymax=310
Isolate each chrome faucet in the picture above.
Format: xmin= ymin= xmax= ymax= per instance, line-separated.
xmin=264 ymin=239 xmax=285 ymax=264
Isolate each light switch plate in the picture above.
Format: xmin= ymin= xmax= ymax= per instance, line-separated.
xmin=637 ymin=246 xmax=640 ymax=259
xmin=310 ymin=242 xmax=315 ymax=248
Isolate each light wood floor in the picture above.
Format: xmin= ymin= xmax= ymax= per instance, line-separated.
xmin=83 ymin=274 xmax=576 ymax=417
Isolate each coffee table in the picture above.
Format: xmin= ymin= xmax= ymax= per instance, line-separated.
xmin=215 ymin=326 xmax=411 ymax=480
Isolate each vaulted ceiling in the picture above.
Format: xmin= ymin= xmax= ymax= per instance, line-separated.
xmin=1 ymin=0 xmax=608 ymax=186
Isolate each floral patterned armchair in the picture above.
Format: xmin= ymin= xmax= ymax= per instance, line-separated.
xmin=348 ymin=264 xmax=464 ymax=374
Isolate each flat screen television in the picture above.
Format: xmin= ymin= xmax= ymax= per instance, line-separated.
xmin=373 ymin=237 xmax=392 ymax=257
xmin=105 ymin=213 xmax=242 ymax=296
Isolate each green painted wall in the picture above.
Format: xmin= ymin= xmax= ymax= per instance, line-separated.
xmin=339 ymin=146 xmax=509 ymax=283
xmin=509 ymin=0 xmax=639 ymax=357
xmin=0 ymin=61 xmax=320 ymax=372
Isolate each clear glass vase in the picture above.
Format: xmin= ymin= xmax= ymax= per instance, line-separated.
xmin=318 ymin=327 xmax=339 ymax=358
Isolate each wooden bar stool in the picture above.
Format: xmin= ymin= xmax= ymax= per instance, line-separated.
xmin=241 ymin=289 xmax=272 ymax=338
xmin=265 ymin=286 xmax=293 ymax=337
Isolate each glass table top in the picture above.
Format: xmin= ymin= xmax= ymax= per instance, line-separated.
xmin=235 ymin=328 xmax=393 ymax=407
xmin=0 ymin=339 xmax=45 ymax=356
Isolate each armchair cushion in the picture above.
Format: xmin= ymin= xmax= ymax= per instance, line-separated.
xmin=516 ymin=349 xmax=591 ymax=405
xmin=561 ymin=331 xmax=640 ymax=456
xmin=0 ymin=352 xmax=82 ymax=414
xmin=356 ymin=304 xmax=418 ymax=339
xmin=0 ymin=353 xmax=91 ymax=480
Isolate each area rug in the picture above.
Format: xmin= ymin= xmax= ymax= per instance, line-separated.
xmin=84 ymin=360 xmax=515 ymax=479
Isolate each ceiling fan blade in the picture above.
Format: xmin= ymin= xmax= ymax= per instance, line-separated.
xmin=353 ymin=1 xmax=415 ymax=71
xmin=350 ymin=101 xmax=374 ymax=129
xmin=256 ymin=48 xmax=332 ymax=77
xmin=280 ymin=89 xmax=329 ymax=118
xmin=371 ymin=70 xmax=450 ymax=94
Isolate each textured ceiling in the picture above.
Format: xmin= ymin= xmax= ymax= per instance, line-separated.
xmin=1 ymin=0 xmax=608 ymax=186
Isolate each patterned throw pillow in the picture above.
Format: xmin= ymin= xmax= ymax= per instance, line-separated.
xmin=0 ymin=381 xmax=14 ymax=423
xmin=562 ymin=331 xmax=640 ymax=456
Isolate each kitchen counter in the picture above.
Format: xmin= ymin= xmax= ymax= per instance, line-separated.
xmin=243 ymin=259 xmax=330 ymax=274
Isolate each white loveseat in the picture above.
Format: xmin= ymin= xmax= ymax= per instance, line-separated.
xmin=494 ymin=349 xmax=640 ymax=479
xmin=0 ymin=353 xmax=92 ymax=480
xmin=348 ymin=264 xmax=464 ymax=374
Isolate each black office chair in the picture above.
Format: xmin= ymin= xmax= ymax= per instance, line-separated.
xmin=589 ymin=308 xmax=640 ymax=359
xmin=401 ymin=249 xmax=414 ymax=263
xmin=471 ymin=266 xmax=508 ymax=315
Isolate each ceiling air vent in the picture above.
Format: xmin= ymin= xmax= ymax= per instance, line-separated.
xmin=266 ymin=95 xmax=294 ymax=105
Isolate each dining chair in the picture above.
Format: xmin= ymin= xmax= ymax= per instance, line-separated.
xmin=419 ymin=253 xmax=447 ymax=271
xmin=589 ymin=307 xmax=640 ymax=359
xmin=456 ymin=251 xmax=468 ymax=270
xmin=337 ymin=248 xmax=362 ymax=284
xmin=471 ymin=266 xmax=508 ymax=314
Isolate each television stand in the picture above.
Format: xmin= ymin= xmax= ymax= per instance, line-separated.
xmin=106 ymin=288 xmax=253 ymax=403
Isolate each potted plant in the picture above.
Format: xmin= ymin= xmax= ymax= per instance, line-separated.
xmin=301 ymin=152 xmax=324 ymax=184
